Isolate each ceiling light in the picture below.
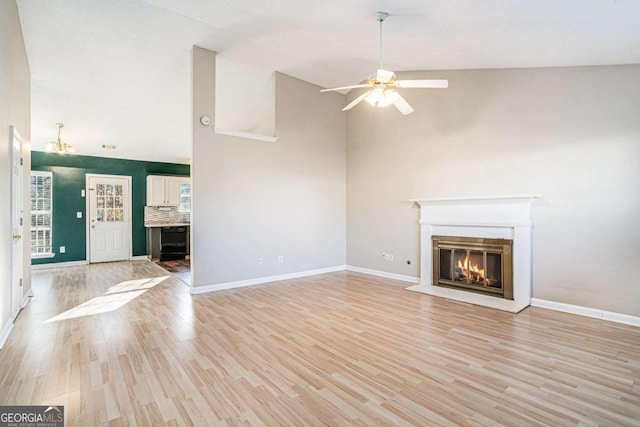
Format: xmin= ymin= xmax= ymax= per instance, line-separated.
xmin=321 ymin=11 xmax=448 ymax=115
xmin=366 ymin=88 xmax=399 ymax=107
xmin=44 ymin=123 xmax=75 ymax=154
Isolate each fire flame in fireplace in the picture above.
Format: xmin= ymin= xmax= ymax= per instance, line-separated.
xmin=457 ymin=255 xmax=485 ymax=282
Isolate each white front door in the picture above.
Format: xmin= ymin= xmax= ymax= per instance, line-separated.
xmin=10 ymin=126 xmax=24 ymax=318
xmin=87 ymin=174 xmax=132 ymax=263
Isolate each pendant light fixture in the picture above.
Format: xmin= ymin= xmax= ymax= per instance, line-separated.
xmin=44 ymin=123 xmax=75 ymax=154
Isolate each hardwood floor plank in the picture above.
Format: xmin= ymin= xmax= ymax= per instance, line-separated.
xmin=1 ymin=261 xmax=639 ymax=426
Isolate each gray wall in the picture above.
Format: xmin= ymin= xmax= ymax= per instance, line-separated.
xmin=1 ymin=0 xmax=31 ymax=340
xmin=192 ymin=47 xmax=346 ymax=287
xmin=346 ymin=64 xmax=640 ymax=316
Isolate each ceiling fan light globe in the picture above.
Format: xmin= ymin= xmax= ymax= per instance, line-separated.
xmin=366 ymin=88 xmax=399 ymax=108
xmin=378 ymin=89 xmax=399 ymax=107
xmin=365 ymin=87 xmax=385 ymax=106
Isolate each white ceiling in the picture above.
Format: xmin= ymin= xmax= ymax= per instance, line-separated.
xmin=17 ymin=0 xmax=640 ymax=164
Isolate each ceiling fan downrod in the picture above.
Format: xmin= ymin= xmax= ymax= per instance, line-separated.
xmin=376 ymin=11 xmax=389 ymax=70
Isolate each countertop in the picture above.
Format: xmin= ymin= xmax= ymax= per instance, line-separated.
xmin=144 ymin=223 xmax=190 ymax=228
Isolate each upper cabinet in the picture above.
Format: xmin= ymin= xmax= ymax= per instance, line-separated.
xmin=146 ymin=176 xmax=189 ymax=207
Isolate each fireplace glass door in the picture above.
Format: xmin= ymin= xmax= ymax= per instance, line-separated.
xmin=433 ymin=236 xmax=513 ymax=299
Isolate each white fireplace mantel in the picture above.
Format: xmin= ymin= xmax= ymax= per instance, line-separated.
xmin=407 ymin=194 xmax=541 ymax=313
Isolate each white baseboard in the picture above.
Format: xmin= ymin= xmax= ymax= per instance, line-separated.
xmin=191 ymin=265 xmax=347 ymax=295
xmin=21 ymin=288 xmax=34 ymax=308
xmin=0 ymin=320 xmax=14 ymax=350
xmin=31 ymin=260 xmax=89 ymax=270
xmin=531 ymin=298 xmax=640 ymax=327
xmin=0 ymin=288 xmax=35 ymax=350
xmin=346 ymin=265 xmax=420 ymax=284
xmin=31 ymin=257 xmax=150 ymax=269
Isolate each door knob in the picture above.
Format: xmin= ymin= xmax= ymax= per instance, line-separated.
xmin=13 ymin=234 xmax=21 ymax=240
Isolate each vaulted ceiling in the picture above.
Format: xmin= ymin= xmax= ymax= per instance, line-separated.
xmin=17 ymin=0 xmax=640 ymax=163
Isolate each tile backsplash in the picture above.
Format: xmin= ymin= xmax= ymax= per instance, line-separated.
xmin=144 ymin=206 xmax=190 ymax=225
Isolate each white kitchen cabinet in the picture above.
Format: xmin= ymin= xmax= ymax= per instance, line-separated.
xmin=146 ymin=175 xmax=183 ymax=206
xmin=165 ymin=178 xmax=180 ymax=206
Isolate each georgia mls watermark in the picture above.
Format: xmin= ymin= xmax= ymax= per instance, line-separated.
xmin=0 ymin=406 xmax=64 ymax=427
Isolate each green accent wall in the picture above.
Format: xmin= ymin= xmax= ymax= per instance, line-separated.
xmin=31 ymin=152 xmax=189 ymax=265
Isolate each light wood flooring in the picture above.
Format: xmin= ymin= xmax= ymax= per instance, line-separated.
xmin=154 ymin=259 xmax=191 ymax=285
xmin=1 ymin=261 xmax=639 ymax=426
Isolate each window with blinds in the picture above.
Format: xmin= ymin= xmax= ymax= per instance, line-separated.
xmin=31 ymin=171 xmax=53 ymax=257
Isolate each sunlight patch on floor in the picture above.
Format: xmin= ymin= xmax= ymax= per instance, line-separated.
xmin=105 ymin=276 xmax=169 ymax=294
xmin=45 ymin=276 xmax=169 ymax=323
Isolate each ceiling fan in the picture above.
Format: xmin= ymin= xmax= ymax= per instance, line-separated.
xmin=321 ymin=11 xmax=448 ymax=115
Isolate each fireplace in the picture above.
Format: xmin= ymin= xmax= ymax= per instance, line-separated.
xmin=407 ymin=195 xmax=540 ymax=313
xmin=432 ymin=236 xmax=513 ymax=299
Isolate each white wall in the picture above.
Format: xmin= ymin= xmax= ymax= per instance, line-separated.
xmin=346 ymin=65 xmax=640 ymax=316
xmin=215 ymin=54 xmax=276 ymax=136
xmin=192 ymin=47 xmax=346 ymax=287
xmin=0 ymin=0 xmax=31 ymax=343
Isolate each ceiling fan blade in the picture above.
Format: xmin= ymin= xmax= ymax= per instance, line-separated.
xmin=342 ymin=91 xmax=371 ymax=111
xmin=393 ymin=94 xmax=414 ymax=115
xmin=396 ymin=79 xmax=449 ymax=89
xmin=321 ymin=84 xmax=370 ymax=93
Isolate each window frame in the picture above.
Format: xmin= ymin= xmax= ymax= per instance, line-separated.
xmin=178 ymin=178 xmax=191 ymax=213
xmin=30 ymin=171 xmax=55 ymax=259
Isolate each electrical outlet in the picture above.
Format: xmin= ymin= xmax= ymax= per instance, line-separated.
xmin=258 ymin=258 xmax=264 ymax=264
xmin=382 ymin=253 xmax=394 ymax=261
xmin=77 ymin=212 xmax=82 ymax=218
xmin=60 ymin=246 xmax=66 ymax=253
xmin=278 ymin=255 xmax=284 ymax=263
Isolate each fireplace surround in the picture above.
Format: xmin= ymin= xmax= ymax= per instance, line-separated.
xmin=407 ymin=195 xmax=540 ymax=313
